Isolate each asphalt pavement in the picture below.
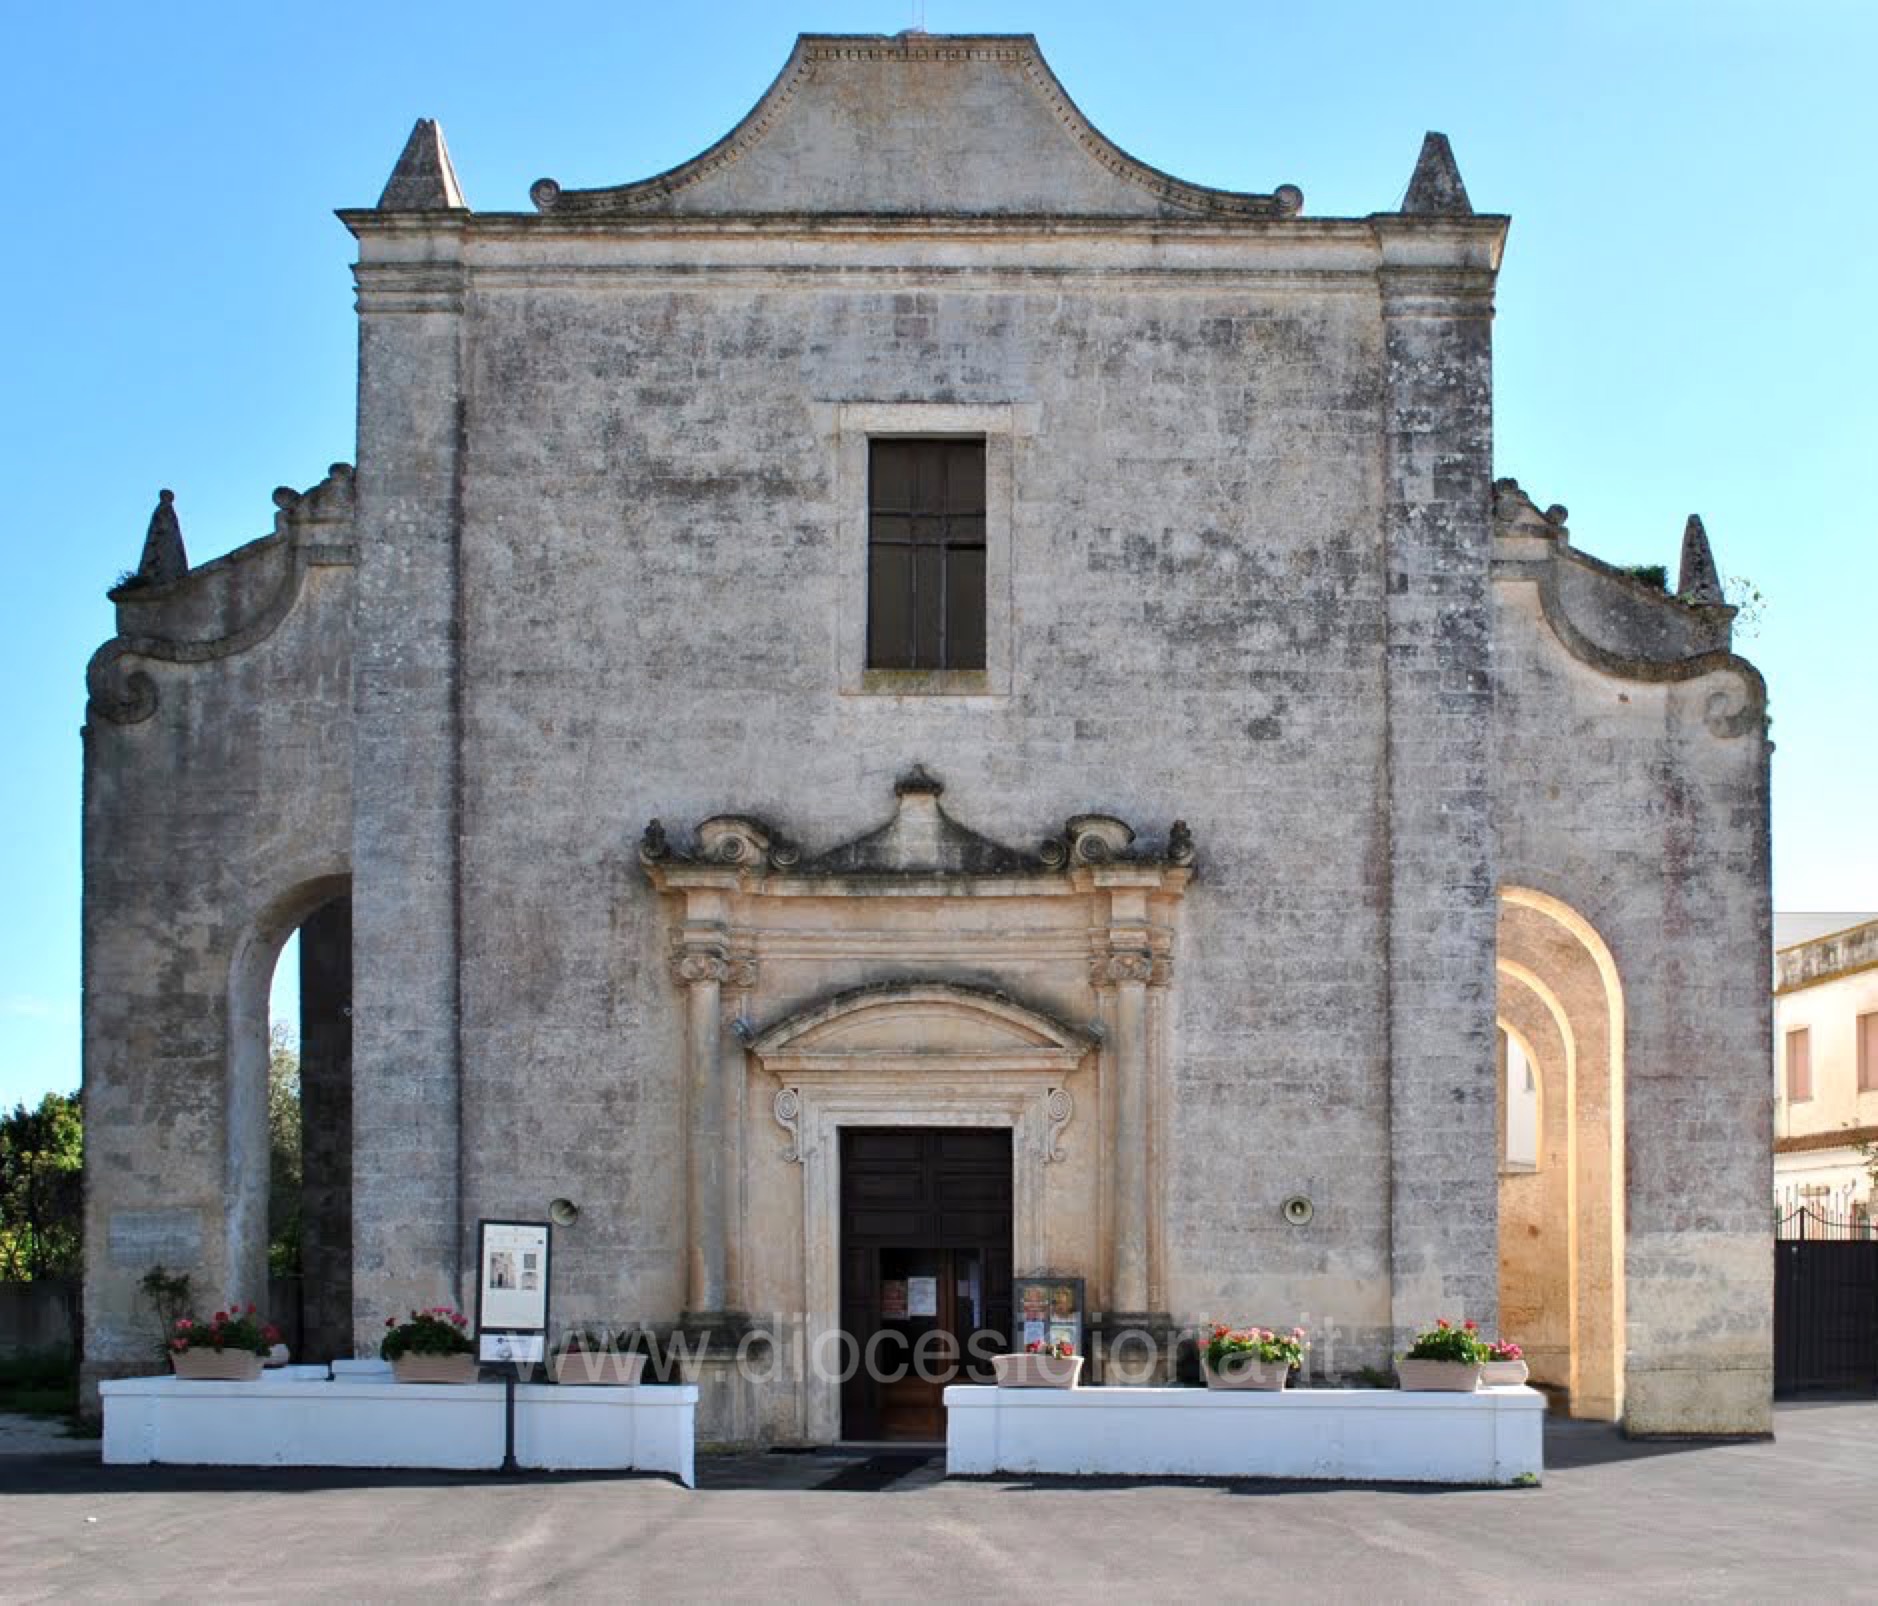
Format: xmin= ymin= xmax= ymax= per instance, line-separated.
xmin=3 ymin=1401 xmax=1872 ymax=1601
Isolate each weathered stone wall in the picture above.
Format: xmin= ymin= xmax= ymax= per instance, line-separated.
xmin=433 ymin=252 xmax=1409 ymax=1385
xmin=80 ymin=479 xmax=355 ymax=1400
xmin=1491 ymin=534 xmax=1773 ymax=1433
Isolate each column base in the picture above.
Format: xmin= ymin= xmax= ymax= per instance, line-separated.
xmin=1089 ymin=1311 xmax=1177 ymax=1384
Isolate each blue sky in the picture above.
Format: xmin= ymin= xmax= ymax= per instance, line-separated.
xmin=3 ymin=1 xmax=1873 ymax=1107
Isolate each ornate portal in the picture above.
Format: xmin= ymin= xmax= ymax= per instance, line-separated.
xmin=641 ymin=766 xmax=1193 ymax=1441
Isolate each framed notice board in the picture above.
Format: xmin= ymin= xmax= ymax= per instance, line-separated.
xmin=1013 ymin=1275 xmax=1084 ymax=1356
xmin=475 ymin=1219 xmax=552 ymax=1364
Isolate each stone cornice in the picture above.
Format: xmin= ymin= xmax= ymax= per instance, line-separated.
xmin=640 ymin=769 xmax=1195 ymax=897
xmin=1776 ymin=918 xmax=1878 ymax=993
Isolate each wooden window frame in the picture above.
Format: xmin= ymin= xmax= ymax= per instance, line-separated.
xmin=865 ymin=439 xmax=987 ymax=673
xmin=830 ymin=402 xmax=1037 ymax=697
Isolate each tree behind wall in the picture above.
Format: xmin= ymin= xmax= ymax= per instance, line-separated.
xmin=0 ymin=1092 xmax=82 ymax=1281
xmin=268 ymin=1022 xmax=303 ymax=1277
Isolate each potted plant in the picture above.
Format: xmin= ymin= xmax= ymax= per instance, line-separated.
xmin=550 ymin=1327 xmax=647 ymax=1386
xmin=381 ymin=1308 xmax=479 ymax=1384
xmin=1396 ymin=1318 xmax=1486 ymax=1392
xmin=1202 ymin=1324 xmax=1308 ymax=1391
xmin=167 ymin=1304 xmax=279 ymax=1381
xmin=1481 ymin=1339 xmax=1528 ymax=1386
xmin=992 ymin=1338 xmax=1083 ymax=1389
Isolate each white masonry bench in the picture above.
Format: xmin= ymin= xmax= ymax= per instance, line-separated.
xmin=101 ymin=1362 xmax=698 ymax=1487
xmin=944 ymin=1383 xmax=1544 ymax=1485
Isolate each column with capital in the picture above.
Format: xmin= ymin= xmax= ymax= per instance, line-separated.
xmin=1100 ymin=948 xmax=1156 ymax=1314
xmin=672 ymin=940 xmax=731 ymax=1315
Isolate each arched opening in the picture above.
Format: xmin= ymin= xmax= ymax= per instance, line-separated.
xmin=227 ymin=874 xmax=352 ymax=1362
xmin=1496 ymin=887 xmax=1626 ymax=1421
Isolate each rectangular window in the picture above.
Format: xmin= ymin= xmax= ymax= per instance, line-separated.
xmin=866 ymin=439 xmax=986 ymax=671
xmin=1786 ymin=1027 xmax=1812 ymax=1103
xmin=1860 ymin=1012 xmax=1878 ymax=1093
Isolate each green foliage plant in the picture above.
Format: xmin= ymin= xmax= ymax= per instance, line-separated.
xmin=381 ymin=1307 xmax=474 ymax=1361
xmin=169 ymin=1302 xmax=279 ymax=1358
xmin=1204 ymin=1323 xmax=1307 ymax=1373
xmin=1404 ymin=1317 xmax=1488 ymax=1363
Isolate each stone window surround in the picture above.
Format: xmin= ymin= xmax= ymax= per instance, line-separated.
xmin=830 ymin=401 xmax=1040 ymax=697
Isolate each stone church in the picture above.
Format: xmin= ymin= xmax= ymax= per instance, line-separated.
xmin=81 ymin=34 xmax=1773 ymax=1441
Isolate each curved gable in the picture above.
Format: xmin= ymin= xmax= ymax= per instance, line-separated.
xmin=534 ymin=34 xmax=1301 ymax=220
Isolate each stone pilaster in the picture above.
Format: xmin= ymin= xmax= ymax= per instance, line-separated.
xmin=1088 ymin=873 xmax=1177 ymax=1320
xmin=672 ymin=933 xmax=731 ymax=1315
xmin=1375 ymin=213 xmax=1506 ymax=1343
xmin=344 ymin=216 xmax=469 ymax=1347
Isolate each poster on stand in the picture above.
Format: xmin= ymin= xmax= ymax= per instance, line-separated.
xmin=476 ymin=1219 xmax=552 ymax=1363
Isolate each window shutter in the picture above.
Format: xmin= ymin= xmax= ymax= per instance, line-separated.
xmin=1786 ymin=1028 xmax=1812 ymax=1103
xmin=867 ymin=439 xmax=987 ymax=671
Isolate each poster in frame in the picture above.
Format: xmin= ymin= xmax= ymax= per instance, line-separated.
xmin=475 ymin=1219 xmax=552 ymax=1364
xmin=1013 ymin=1274 xmax=1084 ymax=1356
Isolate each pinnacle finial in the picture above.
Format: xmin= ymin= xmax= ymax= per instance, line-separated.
xmin=1400 ymin=131 xmax=1472 ymax=216
xmin=377 ymin=118 xmax=468 ymax=212
xmin=894 ymin=764 xmax=945 ymax=797
xmin=1677 ymin=514 xmax=1725 ymax=604
xmin=135 ymin=488 xmax=188 ymax=585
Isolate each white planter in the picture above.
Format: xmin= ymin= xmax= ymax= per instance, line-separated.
xmin=1202 ymin=1356 xmax=1290 ymax=1391
xmin=945 ymin=1384 xmax=1544 ymax=1485
xmin=550 ymin=1350 xmax=647 ymax=1386
xmin=101 ymin=1375 xmax=699 ymax=1486
xmin=391 ymin=1353 xmax=479 ymax=1385
xmin=1481 ymin=1358 xmax=1529 ymax=1387
xmin=171 ymin=1349 xmax=265 ymax=1382
xmin=992 ymin=1353 xmax=1083 ymax=1389
xmin=1395 ymin=1359 xmax=1482 ymax=1392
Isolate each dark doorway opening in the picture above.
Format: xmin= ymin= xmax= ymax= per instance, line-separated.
xmin=267 ymin=895 xmax=353 ymax=1363
xmin=839 ymin=1128 xmax=1012 ymax=1442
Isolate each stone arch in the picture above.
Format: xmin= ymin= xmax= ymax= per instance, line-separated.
xmin=224 ymin=868 xmax=350 ymax=1342
xmin=1496 ymin=886 xmax=1626 ymax=1420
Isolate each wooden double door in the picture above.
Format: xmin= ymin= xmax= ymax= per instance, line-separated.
xmin=839 ymin=1128 xmax=1013 ymax=1441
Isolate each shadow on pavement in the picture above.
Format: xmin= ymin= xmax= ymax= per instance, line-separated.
xmin=0 ymin=1458 xmax=682 ymax=1497
xmin=1541 ymin=1418 xmax=1763 ymax=1469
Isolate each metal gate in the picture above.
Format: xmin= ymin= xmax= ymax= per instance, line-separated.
xmin=1774 ymin=1207 xmax=1878 ymax=1394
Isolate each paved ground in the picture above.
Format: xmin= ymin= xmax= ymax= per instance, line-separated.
xmin=0 ymin=1411 xmax=92 ymax=1459
xmin=4 ymin=1401 xmax=1873 ymax=1601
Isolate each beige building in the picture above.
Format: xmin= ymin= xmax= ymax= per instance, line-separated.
xmin=81 ymin=34 xmax=1774 ymax=1443
xmin=1775 ymin=915 xmax=1878 ymax=1223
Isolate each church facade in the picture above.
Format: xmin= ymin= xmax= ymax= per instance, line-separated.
xmin=82 ymin=34 xmax=1773 ymax=1440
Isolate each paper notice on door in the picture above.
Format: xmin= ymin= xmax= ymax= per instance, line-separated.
xmin=880 ymin=1279 xmax=908 ymax=1319
xmin=907 ymin=1276 xmax=938 ymax=1317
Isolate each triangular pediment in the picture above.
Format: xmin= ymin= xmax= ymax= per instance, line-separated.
xmin=533 ymin=35 xmax=1300 ymax=221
